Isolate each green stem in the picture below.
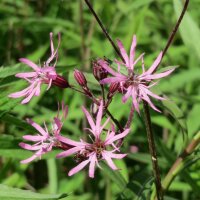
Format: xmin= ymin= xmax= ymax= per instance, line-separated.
xmin=47 ymin=158 xmax=58 ymax=194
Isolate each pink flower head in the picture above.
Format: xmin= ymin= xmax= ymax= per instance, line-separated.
xmin=9 ymin=32 xmax=62 ymax=104
xmin=56 ymin=101 xmax=130 ymax=178
xmin=19 ymin=102 xmax=68 ymax=164
xmin=100 ymin=35 xmax=175 ymax=113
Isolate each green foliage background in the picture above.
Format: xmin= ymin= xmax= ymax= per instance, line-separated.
xmin=0 ymin=0 xmax=200 ymax=199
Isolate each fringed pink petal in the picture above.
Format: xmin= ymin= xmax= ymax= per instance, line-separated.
xmin=26 ymin=119 xmax=48 ymax=137
xmin=56 ymin=146 xmax=82 ymax=158
xmin=19 ymin=142 xmax=41 ymax=151
xmin=68 ymin=159 xmax=90 ymax=176
xmin=105 ymin=129 xmax=130 ymax=145
xmin=102 ymin=152 xmax=118 ymax=170
xmin=22 ymin=135 xmax=44 ymax=142
xmin=82 ymin=106 xmax=96 ymax=134
xmin=95 ymin=101 xmax=103 ymax=136
xmin=19 ymin=58 xmax=40 ymax=71
xmin=57 ymin=135 xmax=82 ymax=146
xmin=117 ymin=39 xmax=129 ymax=66
xmin=142 ymin=52 xmax=162 ymax=76
xmin=129 ymin=35 xmax=137 ymax=70
xmin=89 ymin=153 xmax=97 ymax=178
xmin=16 ymin=72 xmax=37 ymax=78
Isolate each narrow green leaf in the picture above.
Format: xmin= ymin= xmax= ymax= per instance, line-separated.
xmin=0 ymin=184 xmax=68 ymax=200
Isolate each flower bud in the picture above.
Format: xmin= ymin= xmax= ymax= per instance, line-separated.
xmin=107 ymin=82 xmax=119 ymax=99
xmin=93 ymin=59 xmax=108 ymax=81
xmin=52 ymin=75 xmax=70 ymax=88
xmin=74 ymin=69 xmax=87 ymax=87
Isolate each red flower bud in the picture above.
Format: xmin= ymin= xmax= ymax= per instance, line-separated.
xmin=52 ymin=75 xmax=70 ymax=88
xmin=93 ymin=59 xmax=108 ymax=81
xmin=74 ymin=69 xmax=87 ymax=87
xmin=107 ymin=82 xmax=119 ymax=99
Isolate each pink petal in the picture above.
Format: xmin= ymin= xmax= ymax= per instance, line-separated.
xmin=122 ymin=86 xmax=132 ymax=103
xmin=82 ymin=106 xmax=96 ymax=134
xmin=16 ymin=72 xmax=38 ymax=78
xmin=68 ymin=159 xmax=90 ymax=176
xmin=57 ymin=135 xmax=82 ymax=146
xmin=100 ymin=63 xmax=126 ymax=78
xmin=8 ymin=84 xmax=34 ymax=98
xmin=20 ymin=154 xmax=38 ymax=164
xmin=19 ymin=142 xmax=41 ymax=150
xmin=139 ymin=85 xmax=165 ymax=100
xmin=89 ymin=153 xmax=97 ymax=178
xmin=142 ymin=52 xmax=162 ymax=76
xmin=132 ymin=53 xmax=145 ymax=69
xmin=102 ymin=152 xmax=118 ymax=170
xmin=21 ymin=86 xmax=37 ymax=104
xmin=19 ymin=58 xmax=40 ymax=71
xmin=105 ymin=131 xmax=115 ymax=143
xmin=117 ymin=39 xmax=129 ymax=66
xmin=100 ymin=77 xmax=126 ymax=84
xmin=34 ymin=82 xmax=41 ymax=96
xmin=95 ymin=101 xmax=103 ymax=136
xmin=108 ymin=151 xmax=127 ymax=159
xmin=56 ymin=146 xmax=82 ymax=158
xmin=26 ymin=119 xmax=48 ymax=137
xmin=143 ymin=68 xmax=175 ymax=80
xmin=22 ymin=135 xmax=44 ymax=141
xmin=129 ymin=35 xmax=137 ymax=70
xmin=105 ymin=129 xmax=130 ymax=145
xmin=99 ymin=117 xmax=110 ymax=133
xmin=140 ymin=89 xmax=161 ymax=112
xmin=131 ymin=87 xmax=140 ymax=113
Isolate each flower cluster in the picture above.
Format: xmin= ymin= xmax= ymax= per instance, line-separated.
xmin=10 ymin=32 xmax=174 ymax=178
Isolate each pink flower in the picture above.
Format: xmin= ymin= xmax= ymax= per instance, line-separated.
xmin=19 ymin=103 xmax=68 ymax=164
xmin=9 ymin=32 xmax=64 ymax=104
xmin=56 ymin=101 xmax=130 ymax=178
xmin=100 ymin=35 xmax=175 ymax=113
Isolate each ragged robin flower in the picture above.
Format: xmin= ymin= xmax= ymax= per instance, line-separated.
xmin=100 ymin=35 xmax=175 ymax=113
xmin=9 ymin=32 xmax=69 ymax=104
xmin=56 ymin=101 xmax=130 ymax=178
xmin=19 ymin=103 xmax=68 ymax=164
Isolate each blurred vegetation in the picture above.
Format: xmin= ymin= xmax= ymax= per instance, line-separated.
xmin=0 ymin=0 xmax=200 ymax=199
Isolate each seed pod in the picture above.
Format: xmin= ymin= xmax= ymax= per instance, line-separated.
xmin=107 ymin=82 xmax=120 ymax=99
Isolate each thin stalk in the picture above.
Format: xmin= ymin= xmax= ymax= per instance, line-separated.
xmin=162 ymin=0 xmax=190 ymax=59
xmin=100 ymin=84 xmax=106 ymax=105
xmin=106 ymin=109 xmax=123 ymax=132
xmin=125 ymin=104 xmax=134 ymax=129
xmin=84 ymin=0 xmax=125 ymax=63
xmin=143 ymin=101 xmax=163 ymax=200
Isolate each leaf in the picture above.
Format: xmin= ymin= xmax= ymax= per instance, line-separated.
xmin=173 ymin=0 xmax=200 ymax=61
xmin=0 ymin=184 xmax=68 ymax=200
xmin=101 ymin=161 xmax=127 ymax=190
xmin=162 ymin=99 xmax=187 ymax=137
xmin=0 ymin=64 xmax=27 ymax=78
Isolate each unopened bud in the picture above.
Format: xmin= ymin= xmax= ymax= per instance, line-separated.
xmin=52 ymin=75 xmax=70 ymax=88
xmin=107 ymin=82 xmax=119 ymax=99
xmin=74 ymin=69 xmax=87 ymax=87
xmin=93 ymin=59 xmax=108 ymax=81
